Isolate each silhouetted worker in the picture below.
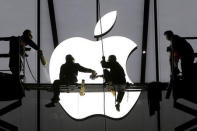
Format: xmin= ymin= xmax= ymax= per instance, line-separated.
xmin=164 ymin=30 xmax=195 ymax=81
xmin=45 ymin=54 xmax=96 ymax=107
xmin=101 ymin=55 xmax=126 ymax=111
xmin=0 ymin=29 xmax=42 ymax=78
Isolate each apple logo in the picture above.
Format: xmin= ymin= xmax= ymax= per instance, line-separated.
xmin=49 ymin=11 xmax=141 ymax=120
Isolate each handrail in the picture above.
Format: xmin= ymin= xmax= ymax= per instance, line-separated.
xmin=0 ymin=54 xmax=9 ymax=57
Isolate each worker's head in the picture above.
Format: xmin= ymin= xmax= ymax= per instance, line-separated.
xmin=108 ymin=55 xmax=116 ymax=63
xmin=164 ymin=30 xmax=174 ymax=41
xmin=23 ymin=29 xmax=32 ymax=40
xmin=66 ymin=54 xmax=74 ymax=63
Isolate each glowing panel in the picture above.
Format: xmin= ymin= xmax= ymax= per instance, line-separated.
xmin=59 ymin=91 xmax=141 ymax=120
xmin=94 ymin=11 xmax=117 ymax=37
xmin=49 ymin=36 xmax=137 ymax=84
xmin=49 ymin=10 xmax=141 ymax=120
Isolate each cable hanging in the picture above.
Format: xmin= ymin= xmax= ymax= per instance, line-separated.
xmin=26 ymin=57 xmax=37 ymax=82
xmin=97 ymin=1 xmax=107 ymax=131
xmin=97 ymin=0 xmax=105 ymax=57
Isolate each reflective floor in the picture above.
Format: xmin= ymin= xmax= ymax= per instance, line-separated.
xmin=1 ymin=83 xmax=197 ymax=131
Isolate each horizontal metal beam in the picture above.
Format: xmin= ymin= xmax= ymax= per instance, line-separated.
xmin=183 ymin=37 xmax=197 ymax=40
xmin=23 ymin=83 xmax=168 ymax=92
xmin=0 ymin=54 xmax=9 ymax=57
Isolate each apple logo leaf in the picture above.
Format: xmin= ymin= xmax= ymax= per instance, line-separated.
xmin=94 ymin=11 xmax=117 ymax=37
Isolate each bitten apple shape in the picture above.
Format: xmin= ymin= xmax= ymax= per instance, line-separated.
xmin=49 ymin=11 xmax=141 ymax=120
xmin=49 ymin=36 xmax=136 ymax=84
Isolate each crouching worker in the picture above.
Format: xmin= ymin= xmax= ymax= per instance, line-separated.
xmin=45 ymin=54 xmax=96 ymax=107
xmin=101 ymin=55 xmax=126 ymax=111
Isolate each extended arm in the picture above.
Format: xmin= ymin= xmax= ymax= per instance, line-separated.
xmin=77 ymin=64 xmax=94 ymax=73
xmin=25 ymin=39 xmax=43 ymax=57
xmin=25 ymin=39 xmax=39 ymax=50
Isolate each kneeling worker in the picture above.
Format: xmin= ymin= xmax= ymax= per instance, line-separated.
xmin=46 ymin=54 xmax=96 ymax=107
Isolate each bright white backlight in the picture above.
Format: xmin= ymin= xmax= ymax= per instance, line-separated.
xmin=48 ymin=10 xmax=141 ymax=120
xmin=49 ymin=36 xmax=137 ymax=84
xmin=59 ymin=91 xmax=141 ymax=120
xmin=49 ymin=36 xmax=140 ymax=119
xmin=94 ymin=11 xmax=117 ymax=37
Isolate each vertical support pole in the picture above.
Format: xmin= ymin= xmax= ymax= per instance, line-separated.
xmin=154 ymin=0 xmax=161 ymax=131
xmin=154 ymin=0 xmax=161 ymax=130
xmin=140 ymin=0 xmax=150 ymax=83
xmin=48 ymin=0 xmax=59 ymax=48
xmin=37 ymin=0 xmax=41 ymax=131
xmin=154 ymin=0 xmax=159 ymax=82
